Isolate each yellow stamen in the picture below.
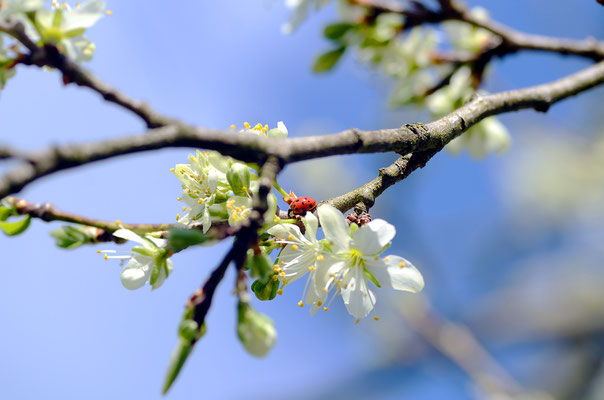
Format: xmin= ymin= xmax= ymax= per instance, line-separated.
xmin=323 ymin=307 xmax=329 ymax=311
xmin=176 ymin=197 xmax=182 ymax=201
xmin=176 ymin=213 xmax=180 ymax=221
xmin=298 ymin=301 xmax=304 ymax=307
xmin=308 ymin=266 xmax=315 ymax=271
xmin=355 ymin=318 xmax=360 ymax=324
xmin=170 ymin=168 xmax=175 ymax=172
xmin=291 ymin=245 xmax=299 ymax=251
xmin=317 ymin=255 xmax=324 ymax=261
xmin=398 ymin=261 xmax=406 ymax=268
xmin=103 ymin=254 xmax=108 ymax=260
xmin=288 ymin=234 xmax=295 ymax=240
xmin=277 ymin=289 xmax=283 ymax=295
xmin=384 ymin=256 xmax=390 ymax=262
xmin=243 ymin=122 xmax=251 ymax=129
xmin=182 ymin=206 xmax=187 ymax=212
xmin=272 ymin=275 xmax=279 ymax=281
xmin=198 ymin=198 xmax=205 ymax=204
xmin=97 ymin=250 xmax=101 ymax=254
xmin=279 ymin=272 xmax=285 ymax=278
xmin=105 ymin=9 xmax=112 ymax=15
xmin=317 ymin=301 xmax=323 ymax=307
xmin=230 ymin=124 xmax=236 ymax=130
xmin=373 ymin=317 xmax=380 ymax=321
xmin=115 ymin=220 xmax=122 ymax=225
xmin=274 ymin=216 xmax=280 ymax=223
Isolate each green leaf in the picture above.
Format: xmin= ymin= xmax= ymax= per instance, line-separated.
xmin=324 ymin=23 xmax=354 ymax=41
xmin=313 ymin=46 xmax=346 ymax=73
xmin=50 ymin=225 xmax=90 ymax=249
xmin=0 ymin=215 xmax=31 ymax=236
xmin=0 ymin=206 xmax=13 ymax=221
xmin=166 ymin=228 xmax=208 ymax=252
xmin=162 ymin=339 xmax=193 ymax=395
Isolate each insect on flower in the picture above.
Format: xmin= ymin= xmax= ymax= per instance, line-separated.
xmin=284 ymin=191 xmax=317 ymax=218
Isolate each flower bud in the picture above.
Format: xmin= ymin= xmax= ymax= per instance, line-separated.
xmin=237 ymin=302 xmax=277 ymax=357
xmin=267 ymin=121 xmax=288 ymax=139
xmin=227 ymin=162 xmax=251 ymax=196
xmin=251 ymin=275 xmax=279 ymax=301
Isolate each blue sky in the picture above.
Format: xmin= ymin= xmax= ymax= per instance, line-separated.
xmin=0 ymin=1 xmax=603 ymax=399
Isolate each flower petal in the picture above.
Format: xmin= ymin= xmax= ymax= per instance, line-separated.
xmin=267 ymin=223 xmax=306 ymax=243
xmin=113 ymin=228 xmax=153 ymax=248
xmin=366 ymin=255 xmax=424 ymax=293
xmin=317 ymin=204 xmax=350 ymax=251
xmin=303 ymin=212 xmax=318 ymax=243
xmin=340 ymin=267 xmax=375 ymax=318
xmin=120 ymin=255 xmax=153 ymax=290
xmin=351 ymin=219 xmax=395 ymax=255
xmin=62 ymin=0 xmax=105 ymax=31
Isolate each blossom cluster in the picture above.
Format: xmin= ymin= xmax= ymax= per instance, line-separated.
xmin=268 ymin=204 xmax=424 ymax=320
xmin=0 ymin=0 xmax=107 ymax=89
xmin=172 ymin=121 xmax=287 ymax=231
xmin=100 ymin=122 xmax=287 ymax=290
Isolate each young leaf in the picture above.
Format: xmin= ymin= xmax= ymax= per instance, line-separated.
xmin=0 ymin=215 xmax=31 ymax=236
xmin=324 ymin=23 xmax=354 ymax=41
xmin=313 ymin=46 xmax=346 ymax=73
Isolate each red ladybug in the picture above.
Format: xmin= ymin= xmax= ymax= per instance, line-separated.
xmin=288 ymin=196 xmax=317 ymax=218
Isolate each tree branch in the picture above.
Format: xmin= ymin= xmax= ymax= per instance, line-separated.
xmin=5 ymin=196 xmax=173 ymax=234
xmin=2 ymin=60 xmax=602 ymax=201
xmin=189 ymin=157 xmax=281 ymax=339
xmin=0 ymin=20 xmax=174 ymax=129
xmin=351 ymin=0 xmax=604 ymax=60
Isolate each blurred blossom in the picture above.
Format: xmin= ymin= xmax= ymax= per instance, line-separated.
xmin=502 ymin=129 xmax=604 ymax=226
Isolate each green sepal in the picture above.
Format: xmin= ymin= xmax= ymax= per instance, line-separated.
xmin=0 ymin=215 xmax=31 ymax=236
xmin=313 ymin=45 xmax=346 ymax=73
xmin=149 ymin=257 xmax=164 ymax=286
xmin=131 ymin=245 xmax=155 ymax=257
xmin=324 ymin=22 xmax=354 ymax=41
xmin=363 ymin=266 xmax=381 ymax=288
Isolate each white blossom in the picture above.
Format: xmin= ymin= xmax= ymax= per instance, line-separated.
xmin=33 ymin=0 xmax=105 ymax=62
xmin=270 ymin=204 xmax=424 ymax=319
xmin=99 ymin=228 xmax=173 ymax=290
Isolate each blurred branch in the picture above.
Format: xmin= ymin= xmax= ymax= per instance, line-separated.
xmin=351 ymin=0 xmax=604 ymax=60
xmin=399 ymin=296 xmax=536 ymax=398
xmin=2 ymin=60 xmax=603 ymax=203
xmin=0 ymin=145 xmax=29 ymax=161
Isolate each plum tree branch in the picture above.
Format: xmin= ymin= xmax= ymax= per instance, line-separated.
xmin=1 ymin=60 xmax=602 ymax=205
